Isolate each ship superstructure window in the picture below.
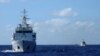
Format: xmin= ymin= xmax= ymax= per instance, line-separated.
xmin=16 ymin=31 xmax=32 ymax=33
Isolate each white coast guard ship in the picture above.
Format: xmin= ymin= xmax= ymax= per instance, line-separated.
xmin=12 ymin=9 xmax=36 ymax=52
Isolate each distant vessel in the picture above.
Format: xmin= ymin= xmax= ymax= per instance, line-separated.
xmin=11 ymin=9 xmax=36 ymax=52
xmin=80 ymin=40 xmax=86 ymax=47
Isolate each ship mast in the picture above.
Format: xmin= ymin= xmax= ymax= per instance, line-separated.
xmin=22 ymin=9 xmax=28 ymax=27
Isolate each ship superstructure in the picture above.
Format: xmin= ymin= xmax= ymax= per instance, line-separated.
xmin=12 ymin=9 xmax=36 ymax=52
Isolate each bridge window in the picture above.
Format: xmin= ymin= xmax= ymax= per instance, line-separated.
xmin=16 ymin=31 xmax=32 ymax=33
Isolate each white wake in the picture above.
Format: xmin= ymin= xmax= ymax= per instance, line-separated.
xmin=1 ymin=50 xmax=16 ymax=52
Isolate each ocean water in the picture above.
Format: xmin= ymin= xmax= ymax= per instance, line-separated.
xmin=0 ymin=45 xmax=100 ymax=56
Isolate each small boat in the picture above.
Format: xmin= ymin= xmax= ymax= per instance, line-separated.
xmin=80 ymin=40 xmax=86 ymax=47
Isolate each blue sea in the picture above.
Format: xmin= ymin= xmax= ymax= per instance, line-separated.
xmin=0 ymin=45 xmax=100 ymax=56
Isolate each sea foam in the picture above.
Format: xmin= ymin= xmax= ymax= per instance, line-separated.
xmin=1 ymin=50 xmax=16 ymax=52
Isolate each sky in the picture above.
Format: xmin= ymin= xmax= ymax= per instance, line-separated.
xmin=0 ymin=0 xmax=100 ymax=45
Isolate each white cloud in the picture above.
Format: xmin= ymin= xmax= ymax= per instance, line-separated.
xmin=74 ymin=21 xmax=95 ymax=29
xmin=34 ymin=18 xmax=70 ymax=33
xmin=34 ymin=18 xmax=95 ymax=33
xmin=45 ymin=18 xmax=69 ymax=27
xmin=44 ymin=18 xmax=70 ymax=33
xmin=0 ymin=0 xmax=10 ymax=3
xmin=54 ymin=8 xmax=78 ymax=17
xmin=34 ymin=18 xmax=96 ymax=44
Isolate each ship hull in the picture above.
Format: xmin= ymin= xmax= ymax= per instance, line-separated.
xmin=12 ymin=40 xmax=36 ymax=52
xmin=22 ymin=40 xmax=36 ymax=52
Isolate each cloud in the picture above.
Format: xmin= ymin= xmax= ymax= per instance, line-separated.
xmin=34 ymin=18 xmax=95 ymax=33
xmin=45 ymin=18 xmax=69 ymax=27
xmin=53 ymin=8 xmax=78 ymax=17
xmin=0 ymin=0 xmax=10 ymax=3
xmin=74 ymin=21 xmax=95 ymax=30
xmin=34 ymin=18 xmax=69 ymax=32
xmin=44 ymin=18 xmax=70 ymax=32
xmin=34 ymin=18 xmax=95 ymax=44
